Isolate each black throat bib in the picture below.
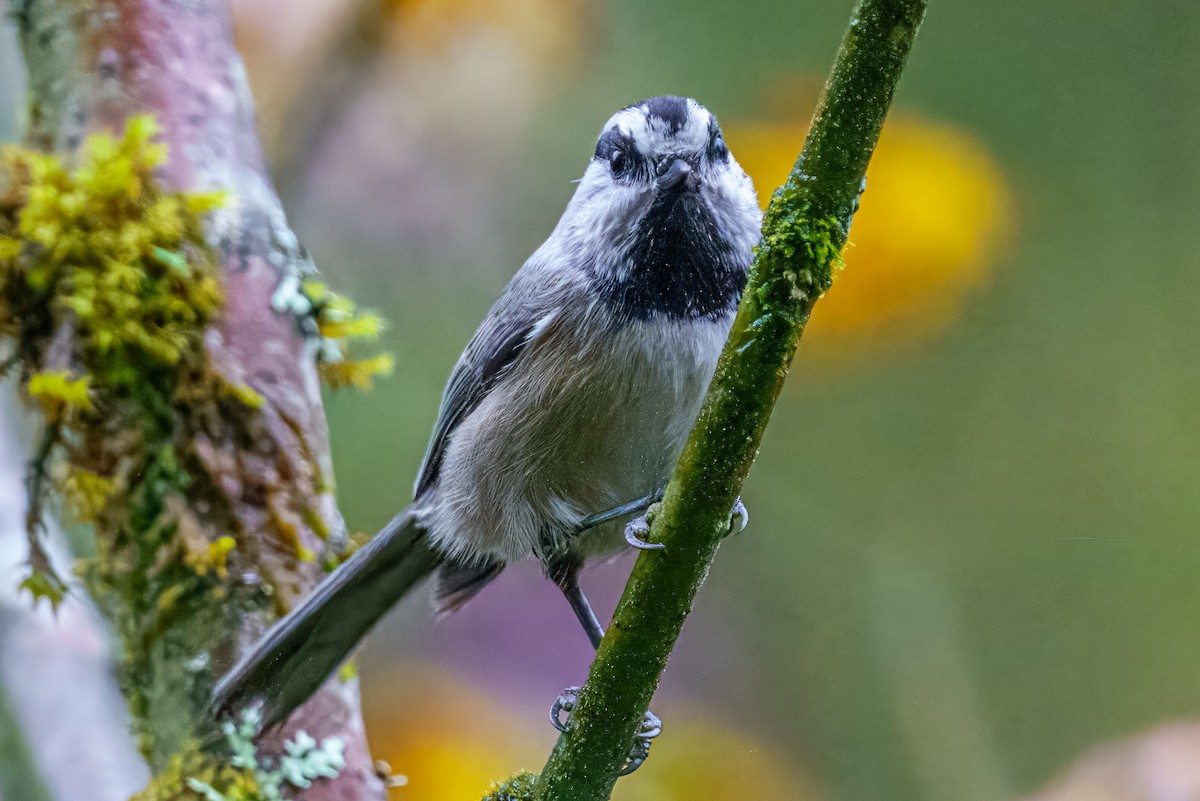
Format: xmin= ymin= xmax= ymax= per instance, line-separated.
xmin=598 ymin=193 xmax=747 ymax=322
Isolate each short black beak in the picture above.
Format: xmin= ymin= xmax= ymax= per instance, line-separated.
xmin=656 ymin=157 xmax=699 ymax=192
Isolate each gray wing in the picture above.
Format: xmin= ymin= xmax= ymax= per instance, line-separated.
xmin=413 ymin=290 xmax=551 ymax=499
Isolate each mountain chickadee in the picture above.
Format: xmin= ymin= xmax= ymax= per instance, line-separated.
xmin=213 ymin=96 xmax=762 ymax=767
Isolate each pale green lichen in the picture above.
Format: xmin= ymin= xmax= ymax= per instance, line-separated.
xmin=181 ymin=709 xmax=346 ymax=801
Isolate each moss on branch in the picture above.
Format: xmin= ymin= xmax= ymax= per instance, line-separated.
xmin=7 ymin=1 xmax=392 ymax=798
xmin=481 ymin=773 xmax=539 ymax=801
xmin=0 ymin=116 xmax=384 ymax=796
xmin=530 ymin=1 xmax=929 ymax=799
xmin=0 ymin=116 xmax=258 ymax=768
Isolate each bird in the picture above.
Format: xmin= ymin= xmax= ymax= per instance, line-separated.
xmin=212 ymin=96 xmax=762 ymax=763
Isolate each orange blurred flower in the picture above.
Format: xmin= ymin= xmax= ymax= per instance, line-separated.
xmin=362 ymin=663 xmax=547 ymax=800
xmin=363 ymin=661 xmax=819 ymax=800
xmin=727 ymin=100 xmax=1013 ymax=361
xmin=610 ymin=711 xmax=820 ymax=801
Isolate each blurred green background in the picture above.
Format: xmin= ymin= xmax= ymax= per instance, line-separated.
xmin=4 ymin=0 xmax=1200 ymax=799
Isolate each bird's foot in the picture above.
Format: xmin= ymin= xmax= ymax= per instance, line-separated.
xmin=624 ymin=502 xmax=664 ymax=551
xmin=549 ymin=686 xmax=579 ymax=732
xmin=576 ymin=489 xmax=664 ymax=534
xmin=550 ymin=687 xmax=662 ymax=775
xmin=727 ymin=496 xmax=749 ymax=537
xmin=625 ymin=497 xmax=745 ymax=549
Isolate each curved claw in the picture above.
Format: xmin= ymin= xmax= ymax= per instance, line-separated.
xmin=637 ymin=710 xmax=663 ymax=740
xmin=550 ymin=687 xmax=580 ymax=732
xmin=619 ymin=741 xmax=651 ymax=776
xmin=728 ymin=497 xmax=749 ymax=536
xmin=550 ymin=688 xmax=663 ymax=774
xmin=618 ymin=711 xmax=664 ymax=775
xmin=624 ymin=516 xmax=665 ymax=551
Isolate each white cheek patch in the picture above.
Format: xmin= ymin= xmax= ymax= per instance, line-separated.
xmin=566 ymin=168 xmax=650 ymax=244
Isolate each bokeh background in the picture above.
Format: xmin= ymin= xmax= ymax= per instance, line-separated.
xmin=3 ymin=1 xmax=1200 ymax=800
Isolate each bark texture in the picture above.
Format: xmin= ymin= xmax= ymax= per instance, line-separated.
xmin=8 ymin=0 xmax=386 ymax=798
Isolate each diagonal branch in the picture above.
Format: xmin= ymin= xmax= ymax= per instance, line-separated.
xmin=530 ymin=1 xmax=929 ymax=799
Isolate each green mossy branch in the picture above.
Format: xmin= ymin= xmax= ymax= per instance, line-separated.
xmin=530 ymin=1 xmax=929 ymax=799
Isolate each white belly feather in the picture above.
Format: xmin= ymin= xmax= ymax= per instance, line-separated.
xmin=424 ymin=313 xmax=731 ymax=564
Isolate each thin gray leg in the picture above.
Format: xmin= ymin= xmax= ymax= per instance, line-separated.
xmin=575 ymin=491 xmax=661 ymax=533
xmin=561 ymin=578 xmax=605 ymax=650
xmin=549 ymin=563 xmax=663 ymax=773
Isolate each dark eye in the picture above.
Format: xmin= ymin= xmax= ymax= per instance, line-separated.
xmin=609 ymin=149 xmax=630 ymax=178
xmin=708 ymin=133 xmax=729 ymax=162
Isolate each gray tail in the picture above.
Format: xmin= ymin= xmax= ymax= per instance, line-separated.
xmin=211 ymin=507 xmax=440 ymax=730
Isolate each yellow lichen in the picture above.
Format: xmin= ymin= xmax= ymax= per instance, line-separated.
xmin=27 ymin=370 xmax=93 ymax=413
xmin=301 ymin=279 xmax=394 ymax=390
xmin=60 ymin=466 xmax=116 ymax=521
xmin=225 ymin=382 xmax=266 ymax=409
xmin=193 ymin=536 xmax=236 ymax=579
xmin=130 ymin=744 xmax=266 ymax=801
xmin=3 ymin=115 xmax=227 ymax=395
xmin=318 ymin=352 xmax=395 ymax=390
xmin=0 ymin=116 xmax=249 ymax=764
xmin=0 ymin=114 xmax=357 ymax=783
